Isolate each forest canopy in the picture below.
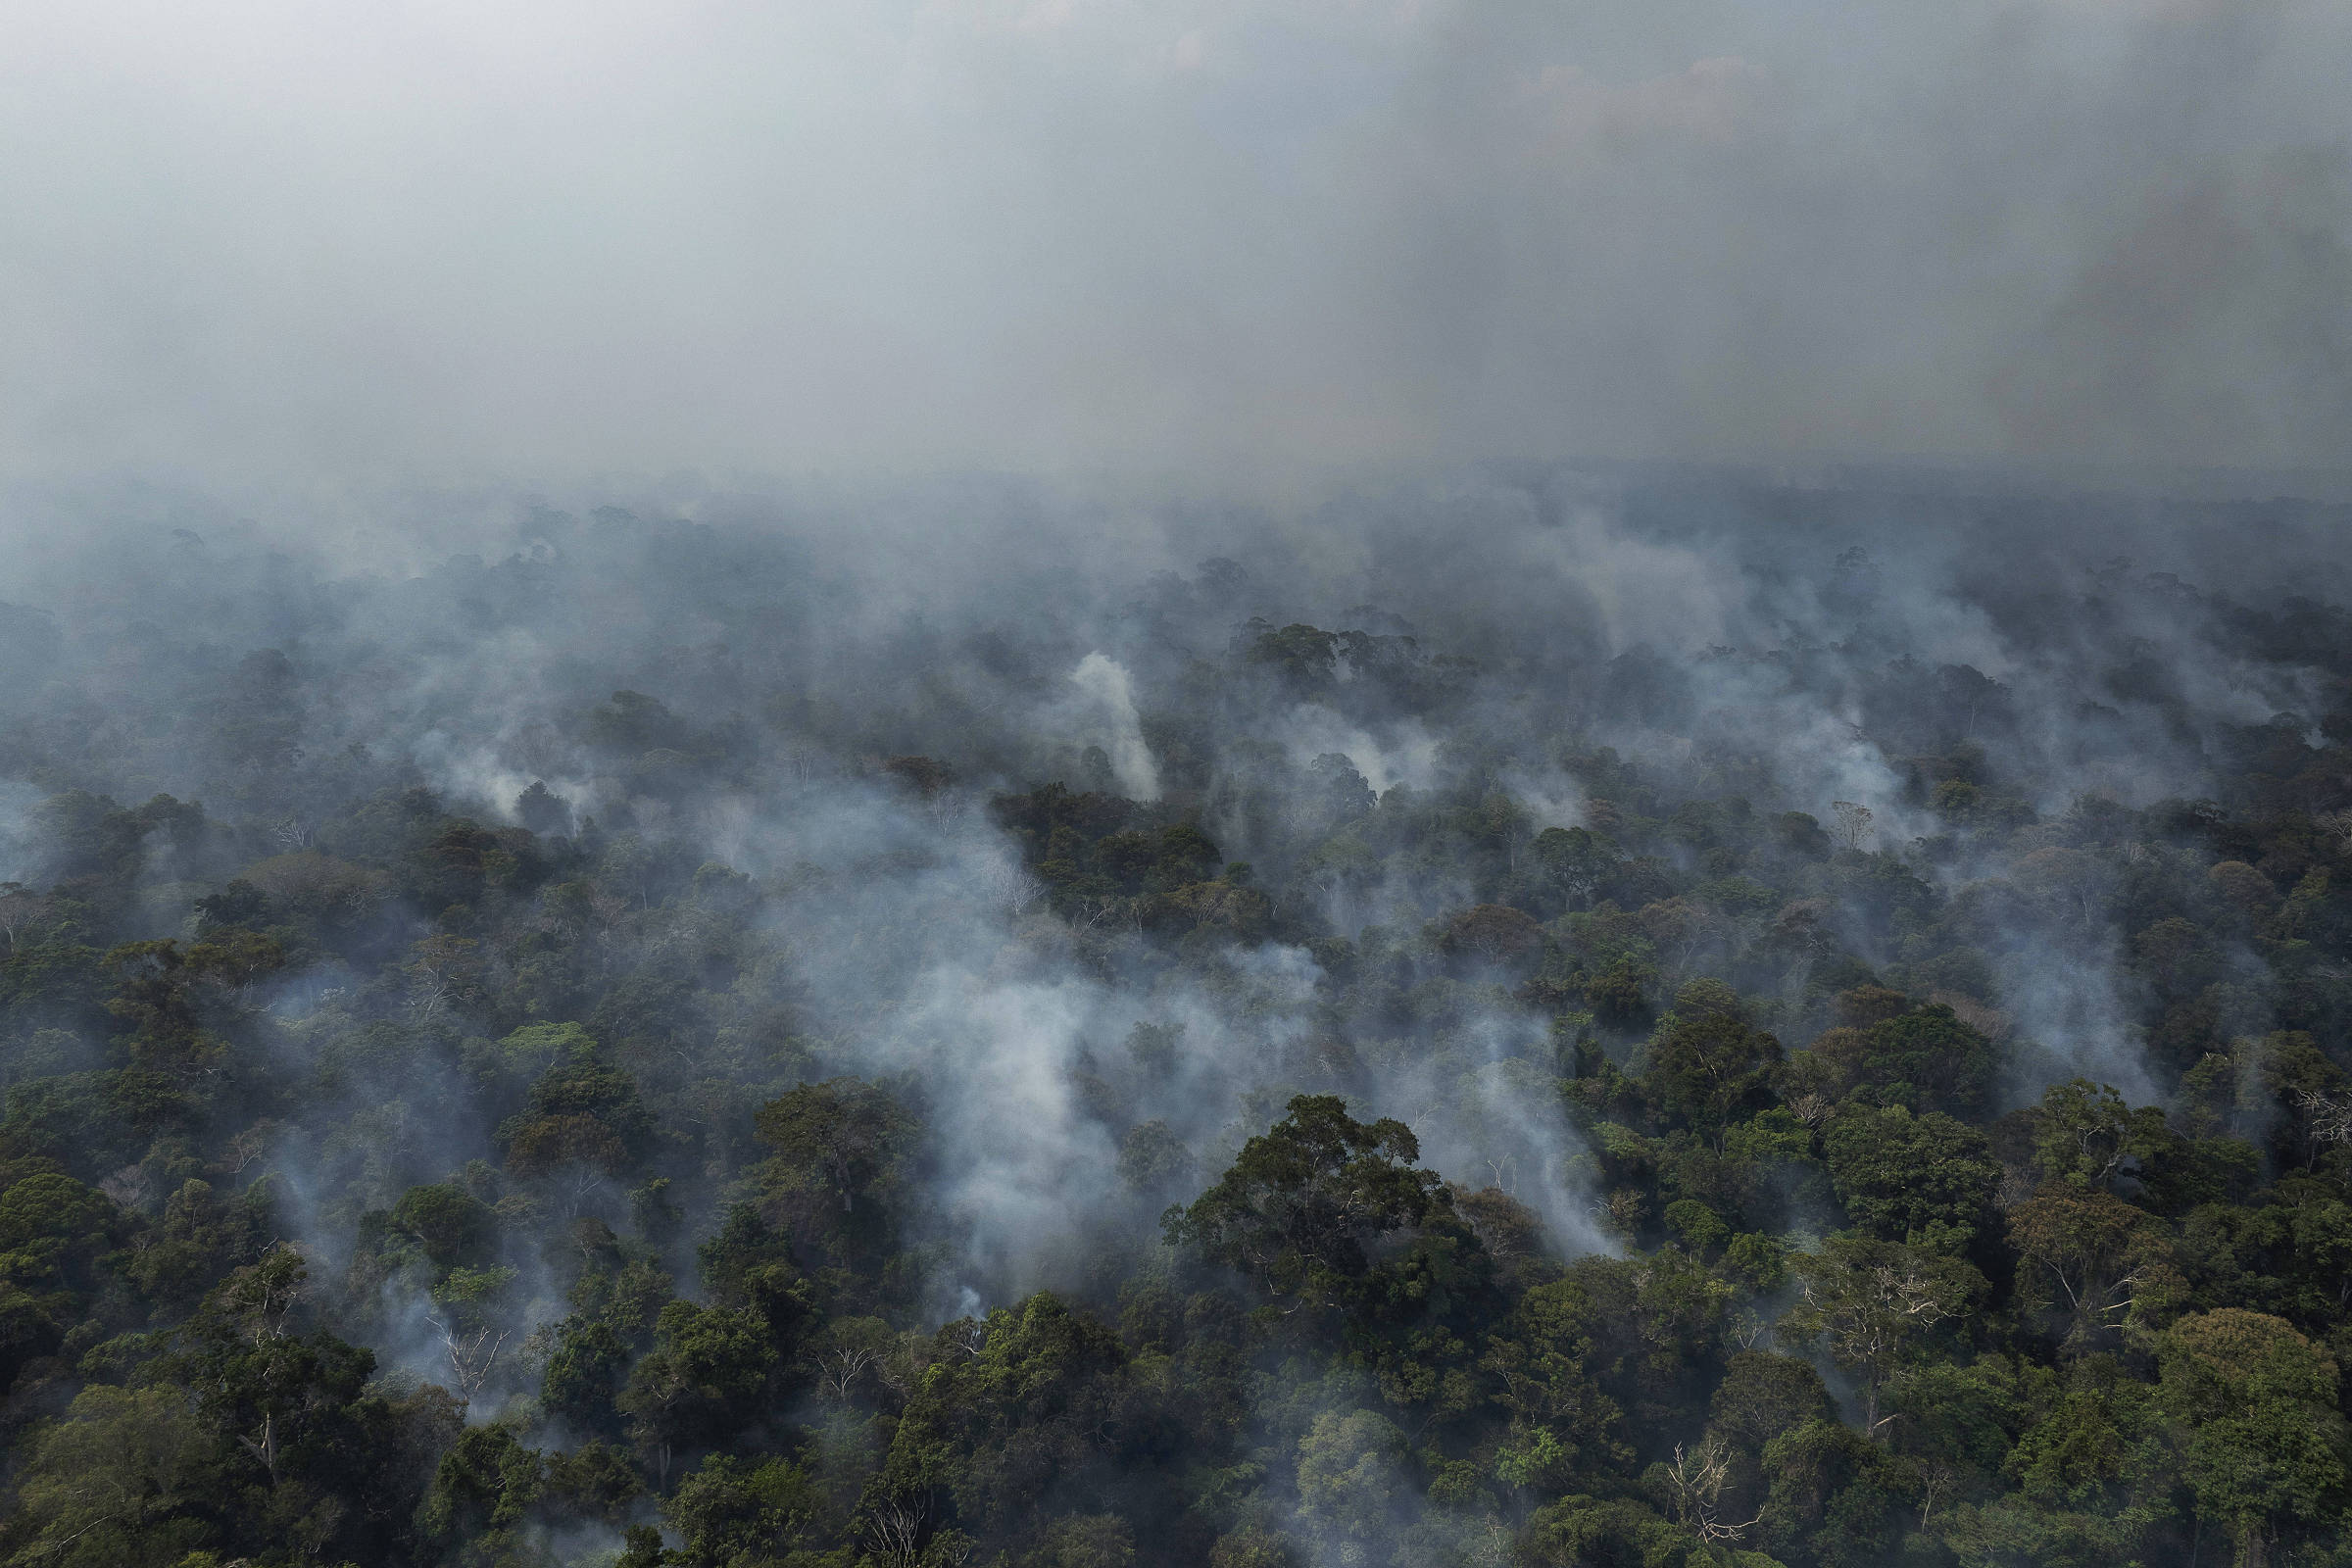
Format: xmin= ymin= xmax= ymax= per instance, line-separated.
xmin=0 ymin=474 xmax=2349 ymax=1568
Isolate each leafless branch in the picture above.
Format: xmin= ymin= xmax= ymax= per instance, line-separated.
xmin=1662 ymin=1437 xmax=1761 ymax=1544
xmin=432 ymin=1317 xmax=508 ymax=1411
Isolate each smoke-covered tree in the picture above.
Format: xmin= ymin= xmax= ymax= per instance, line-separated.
xmin=1163 ymin=1095 xmax=1451 ymax=1319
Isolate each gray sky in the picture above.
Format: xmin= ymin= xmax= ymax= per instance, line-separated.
xmin=4 ymin=0 xmax=2348 ymax=488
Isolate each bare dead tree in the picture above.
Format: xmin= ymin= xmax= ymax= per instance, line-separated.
xmin=341 ymin=879 xmax=391 ymax=916
xmin=2295 ymin=1085 xmax=2352 ymax=1148
xmin=562 ymin=1163 xmax=609 ymax=1218
xmin=1919 ymin=1457 xmax=1960 ymax=1528
xmin=404 ymin=938 xmax=481 ymax=1022
xmin=1831 ymin=800 xmax=1876 ymax=851
xmin=1797 ymin=1255 xmax=1960 ymax=1439
xmin=99 ymin=1164 xmax=153 ymax=1210
xmin=979 ymin=860 xmax=1045 ymax=918
xmin=238 ymin=1410 xmax=282 ymax=1484
xmin=220 ymin=1123 xmax=273 ymax=1178
xmin=0 ymin=883 xmax=56 ymax=952
xmin=432 ymin=1317 xmax=509 ymax=1413
xmin=1660 ymin=1437 xmax=1761 ymax=1546
xmin=873 ymin=1334 xmax=931 ymax=1406
xmin=1785 ymin=1092 xmax=1831 ymax=1129
xmin=406 ymin=970 xmax=454 ymax=1021
xmin=811 ymin=1342 xmax=879 ymax=1404
xmin=862 ymin=1498 xmax=967 ymax=1568
xmin=2315 ymin=808 xmax=2352 ymax=857
xmin=1772 ymin=899 xmax=1835 ymax=1006
xmin=864 ymin=1501 xmax=926 ymax=1568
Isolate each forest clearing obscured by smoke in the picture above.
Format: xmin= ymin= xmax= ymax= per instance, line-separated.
xmin=3 ymin=468 xmax=2351 ymax=1567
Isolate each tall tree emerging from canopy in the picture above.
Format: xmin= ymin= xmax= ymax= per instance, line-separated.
xmin=1162 ymin=1095 xmax=1449 ymax=1318
xmin=751 ymin=1077 xmax=922 ymax=1294
xmin=754 ymin=1078 xmax=918 ymax=1218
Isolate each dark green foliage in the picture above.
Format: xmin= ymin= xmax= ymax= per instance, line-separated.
xmin=502 ymin=1047 xmax=655 ymax=1177
xmin=1642 ymin=982 xmax=1781 ymax=1142
xmin=1821 ymin=1103 xmax=2000 ymax=1252
xmin=542 ymin=1315 xmax=634 ymax=1438
xmin=874 ymin=1292 xmax=1137 ymax=1551
xmin=1163 ymin=1095 xmax=1451 ymax=1318
xmin=1855 ymin=1003 xmax=1998 ymax=1115
xmin=389 ymin=1183 xmax=498 ymax=1267
xmin=1 ymin=510 xmax=2350 ymax=1568
xmin=660 ymin=1451 xmax=841 ymax=1566
xmin=618 ymin=1299 xmax=786 ymax=1481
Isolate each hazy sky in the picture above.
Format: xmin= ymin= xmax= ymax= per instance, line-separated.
xmin=4 ymin=0 xmax=2349 ymax=488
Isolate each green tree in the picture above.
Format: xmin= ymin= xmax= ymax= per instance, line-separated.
xmin=1114 ymin=1119 xmax=1195 ymax=1203
xmin=1641 ymin=982 xmax=1780 ymax=1146
xmin=541 ymin=1316 xmax=633 ymax=1439
xmin=2007 ymin=1186 xmax=2179 ymax=1353
xmin=0 ymin=1170 xmax=119 ymax=1292
xmin=2032 ymin=1079 xmax=2168 ymax=1193
xmin=1018 ymin=1513 xmax=1137 ymax=1568
xmin=502 ymin=1047 xmax=654 ymax=1180
xmin=754 ymin=1078 xmax=918 ymax=1236
xmin=416 ymin=1423 xmax=545 ymax=1556
xmin=1479 ymin=1278 xmax=1628 ymax=1480
xmin=388 ymin=1182 xmax=497 ymax=1269
xmin=1 ymin=1384 xmax=222 ymax=1568
xmin=1813 ymin=1001 xmax=1997 ymax=1115
xmin=1164 ymin=1096 xmax=1449 ymax=1319
xmin=170 ymin=1249 xmax=376 ymax=1484
xmin=1821 ymin=1103 xmax=1998 ymax=1254
xmin=2159 ymin=1309 xmax=2350 ymax=1567
xmin=873 ymin=1293 xmax=1132 ymax=1548
xmin=1788 ymin=1237 xmax=1982 ymax=1441
xmin=1700 ymin=1350 xmax=1837 ymax=1525
xmin=618 ymin=1300 xmax=782 ymax=1485
xmin=100 ymin=940 xmax=225 ymax=1075
xmin=122 ymin=1178 xmax=271 ymax=1312
xmin=661 ymin=1452 xmax=842 ymax=1566
xmin=1948 ymin=1371 xmax=2172 ymax=1568
xmin=1295 ymin=1409 xmax=1405 ymax=1563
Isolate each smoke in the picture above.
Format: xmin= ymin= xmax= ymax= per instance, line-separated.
xmin=1273 ymin=708 xmax=1438 ymax=798
xmin=3 ymin=0 xmax=2350 ymax=489
xmin=0 ymin=781 xmax=44 ymax=885
xmin=2 ymin=6 xmax=2346 ymax=1554
xmin=1064 ymin=653 xmax=1162 ymax=801
xmin=2 ymin=466 xmax=2348 ymax=1444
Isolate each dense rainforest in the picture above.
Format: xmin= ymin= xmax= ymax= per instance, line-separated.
xmin=1 ymin=471 xmax=2350 ymax=1568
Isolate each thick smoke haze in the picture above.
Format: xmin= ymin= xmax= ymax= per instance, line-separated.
xmin=5 ymin=5 xmax=2352 ymax=1566
xmin=6 ymin=0 xmax=2352 ymax=485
